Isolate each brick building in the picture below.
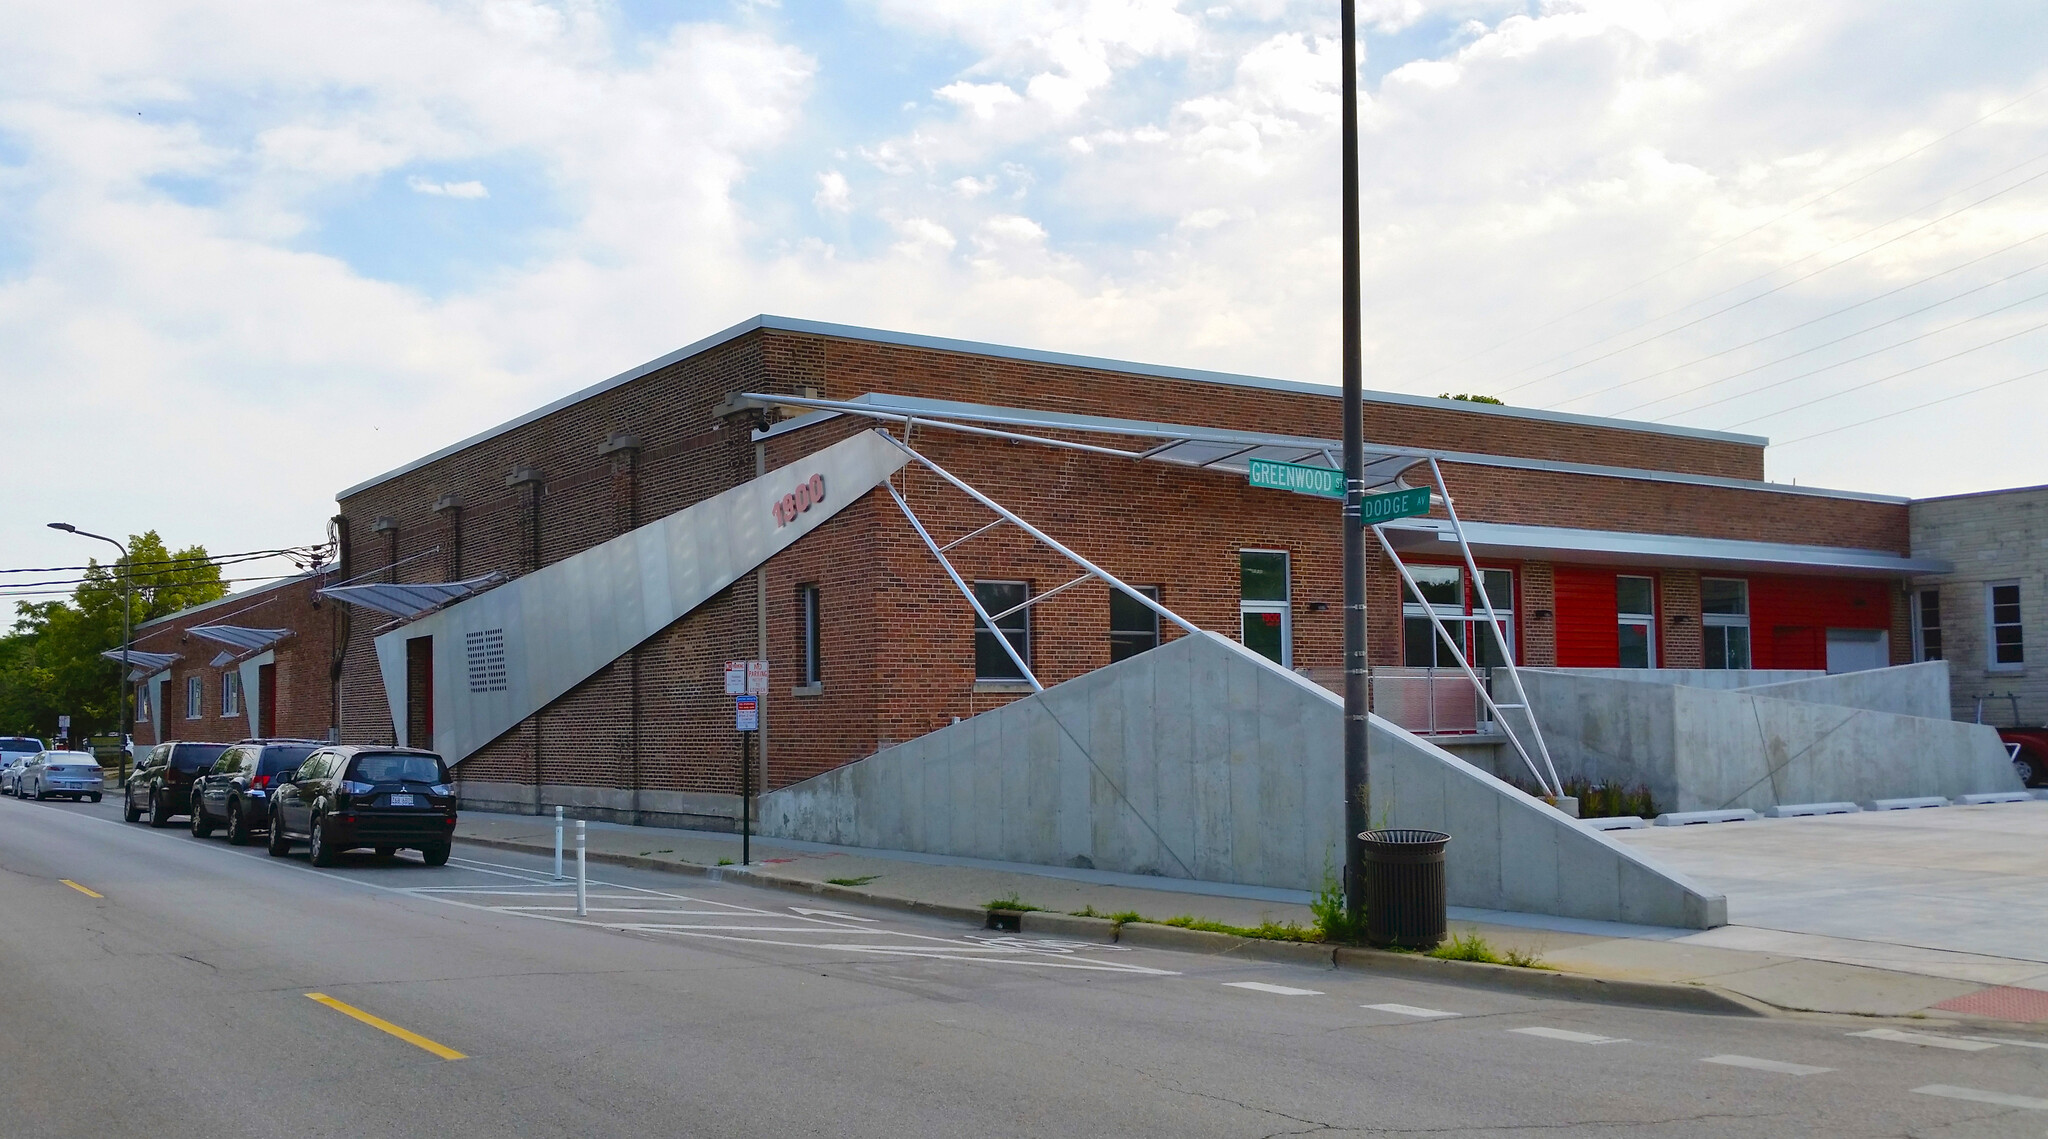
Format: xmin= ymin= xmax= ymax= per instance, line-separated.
xmin=1909 ymin=483 xmax=2048 ymax=725
xmin=321 ymin=315 xmax=1942 ymax=826
xmin=127 ymin=571 xmax=338 ymax=749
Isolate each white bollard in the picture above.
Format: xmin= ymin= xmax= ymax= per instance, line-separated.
xmin=575 ymin=820 xmax=587 ymax=917
xmin=552 ymin=805 xmax=565 ymax=882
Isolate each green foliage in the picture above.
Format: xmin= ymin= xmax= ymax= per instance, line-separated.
xmin=716 ymin=858 xmax=735 ymax=866
xmin=1430 ymin=932 xmax=1502 ymax=962
xmin=1509 ymin=775 xmax=1656 ymax=819
xmin=1438 ymin=392 xmax=1505 ymax=405
xmin=826 ymin=875 xmax=879 ymax=887
xmin=0 ymin=531 xmax=226 ymax=740
xmin=1309 ymin=864 xmax=1360 ymax=945
xmin=984 ymin=892 xmax=1044 ymax=913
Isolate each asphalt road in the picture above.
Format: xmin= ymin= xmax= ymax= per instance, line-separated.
xmin=3 ymin=793 xmax=2047 ymax=1138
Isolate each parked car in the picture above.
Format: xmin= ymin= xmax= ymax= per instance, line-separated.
xmin=2003 ymin=728 xmax=2048 ymax=788
xmin=190 ymin=739 xmax=324 ymax=845
xmin=123 ymin=741 xmax=232 ymax=826
xmin=1 ymin=736 xmax=45 ymax=763
xmin=0 ymin=754 xmax=32 ymax=796
xmin=268 ymin=746 xmax=456 ymax=867
xmin=18 ymin=751 xmax=104 ymax=801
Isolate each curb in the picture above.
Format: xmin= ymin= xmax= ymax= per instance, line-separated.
xmin=458 ymin=833 xmax=1764 ymax=1017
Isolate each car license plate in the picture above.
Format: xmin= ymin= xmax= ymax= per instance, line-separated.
xmin=389 ymin=793 xmax=415 ymax=807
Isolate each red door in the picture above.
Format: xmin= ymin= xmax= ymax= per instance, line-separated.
xmin=258 ymin=664 xmax=277 ymax=739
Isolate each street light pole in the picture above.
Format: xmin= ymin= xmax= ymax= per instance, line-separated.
xmin=1339 ymin=0 xmax=1371 ymax=930
xmin=49 ymin=523 xmax=132 ymax=776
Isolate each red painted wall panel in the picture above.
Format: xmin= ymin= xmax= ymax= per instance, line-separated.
xmin=1554 ymin=566 xmax=1620 ymax=667
xmin=1747 ymin=575 xmax=1892 ymax=670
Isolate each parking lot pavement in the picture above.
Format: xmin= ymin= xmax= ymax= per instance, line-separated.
xmin=10 ymin=790 xmax=2048 ymax=1137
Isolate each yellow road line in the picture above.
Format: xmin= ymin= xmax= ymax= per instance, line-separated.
xmin=304 ymin=993 xmax=466 ymax=1060
xmin=59 ymin=879 xmax=102 ymax=898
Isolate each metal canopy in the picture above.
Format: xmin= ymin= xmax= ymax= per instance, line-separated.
xmin=188 ymin=624 xmax=292 ymax=653
xmin=209 ymin=651 xmax=236 ymax=668
xmin=318 ymin=575 xmax=502 ymax=620
xmin=102 ymin=649 xmax=178 ymax=675
xmin=745 ymin=392 xmax=1425 ymax=490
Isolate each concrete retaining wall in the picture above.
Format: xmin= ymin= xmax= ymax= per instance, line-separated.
xmin=1734 ymin=659 xmax=1951 ymax=721
xmin=760 ymin=631 xmax=1726 ymax=928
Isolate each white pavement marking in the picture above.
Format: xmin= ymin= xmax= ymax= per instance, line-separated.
xmin=1701 ymin=1054 xmax=1833 ymax=1076
xmin=1222 ymin=982 xmax=1324 ymax=996
xmin=1912 ymin=1085 xmax=2048 ymax=1110
xmin=1962 ymin=1035 xmax=2048 ymax=1050
xmin=1364 ymin=1003 xmax=1460 ymax=1019
xmin=1510 ymin=1027 xmax=1628 ymax=1045
xmin=791 ymin=907 xmax=877 ymax=921
xmin=1848 ymin=1028 xmax=2000 ymax=1052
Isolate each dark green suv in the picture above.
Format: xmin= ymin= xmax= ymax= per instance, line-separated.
xmin=268 ymin=746 xmax=457 ymax=866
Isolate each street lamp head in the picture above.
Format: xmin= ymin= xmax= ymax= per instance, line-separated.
xmin=47 ymin=522 xmax=76 ymax=532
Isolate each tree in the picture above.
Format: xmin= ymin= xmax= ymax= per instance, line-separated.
xmin=0 ymin=532 xmax=227 ymax=740
xmin=1439 ymin=392 xmax=1505 ymax=405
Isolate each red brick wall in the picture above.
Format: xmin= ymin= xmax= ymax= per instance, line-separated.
xmin=131 ymin=574 xmax=336 ymax=747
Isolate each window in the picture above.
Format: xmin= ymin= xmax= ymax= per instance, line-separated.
xmin=1988 ymin=581 xmax=2024 ymax=670
xmin=1701 ymin=578 xmax=1751 ymax=669
xmin=1617 ymin=575 xmax=1656 ymax=669
xmin=1912 ymin=588 xmax=1943 ymax=662
xmin=221 ymin=670 xmax=242 ymax=718
xmin=1471 ymin=568 xmax=1515 ymax=668
xmin=1401 ymin=566 xmax=1514 ymax=668
xmin=1239 ymin=551 xmax=1290 ymax=666
xmin=137 ymin=686 xmax=152 ymax=722
xmin=1110 ymin=586 xmax=1161 ymax=662
xmin=185 ymin=676 xmax=202 ymax=720
xmin=974 ymin=581 xmax=1030 ymax=681
xmin=797 ymin=584 xmax=822 ymax=685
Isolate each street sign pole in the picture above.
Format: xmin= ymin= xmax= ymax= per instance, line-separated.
xmin=1340 ymin=0 xmax=1371 ymax=933
xmin=733 ymin=689 xmax=761 ymax=866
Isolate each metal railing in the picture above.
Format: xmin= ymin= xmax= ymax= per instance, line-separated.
xmin=1295 ymin=666 xmax=1497 ymax=736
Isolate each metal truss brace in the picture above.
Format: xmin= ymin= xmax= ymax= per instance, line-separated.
xmin=886 ymin=482 xmax=1042 ymax=692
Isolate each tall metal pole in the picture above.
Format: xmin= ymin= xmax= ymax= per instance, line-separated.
xmin=1339 ymin=0 xmax=1371 ymax=929
xmin=48 ymin=524 xmax=131 ymax=775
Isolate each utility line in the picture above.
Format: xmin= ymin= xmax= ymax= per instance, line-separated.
xmin=0 ymin=572 xmax=315 ymax=600
xmin=0 ymin=545 xmax=328 ymax=576
xmin=1623 ymin=279 xmax=2048 ymax=419
xmin=1551 ymin=230 xmax=2048 ymax=411
xmin=1770 ymin=364 xmax=2048 ymax=447
xmin=1722 ymin=316 xmax=2048 ymax=428
xmin=1495 ymin=157 xmax=2048 ymax=395
xmin=1406 ymin=81 xmax=2048 ymax=387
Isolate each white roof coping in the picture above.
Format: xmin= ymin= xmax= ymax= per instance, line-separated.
xmin=1383 ymin=518 xmax=1948 ymax=576
xmin=335 ymin=314 xmax=1771 ymax=500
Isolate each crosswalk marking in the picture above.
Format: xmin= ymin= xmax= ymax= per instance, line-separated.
xmin=1364 ymin=1003 xmax=1459 ymax=1019
xmin=1912 ymin=1085 xmax=2048 ymax=1110
xmin=1510 ymin=1027 xmax=1627 ymax=1045
xmin=1849 ymin=1028 xmax=1999 ymax=1052
xmin=1222 ymin=982 xmax=1324 ymax=996
xmin=1701 ymin=1054 xmax=1832 ymax=1076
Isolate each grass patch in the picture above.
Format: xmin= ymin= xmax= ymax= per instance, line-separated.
xmin=1159 ymin=914 xmax=1319 ymax=943
xmin=826 ymin=875 xmax=880 ymax=887
xmin=984 ymin=892 xmax=1045 ymax=913
xmin=1309 ymin=865 xmax=1359 ymax=945
xmin=716 ymin=858 xmax=734 ymax=867
xmin=1069 ymin=905 xmax=1146 ymax=928
xmin=1427 ymin=931 xmax=1545 ymax=968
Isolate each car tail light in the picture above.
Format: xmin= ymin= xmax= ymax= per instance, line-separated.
xmin=252 ymin=775 xmax=271 ymax=790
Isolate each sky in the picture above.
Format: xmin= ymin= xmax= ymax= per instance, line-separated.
xmin=4 ymin=0 xmax=2047 ymax=587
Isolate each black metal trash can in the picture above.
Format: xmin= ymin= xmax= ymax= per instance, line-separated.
xmin=1360 ymin=828 xmax=1450 ymax=950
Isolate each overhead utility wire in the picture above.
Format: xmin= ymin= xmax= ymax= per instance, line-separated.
xmin=0 ymin=572 xmax=317 ymax=600
xmin=0 ymin=545 xmax=328 ymax=576
xmin=1549 ymin=229 xmax=2048 ymax=410
xmin=1613 ymin=265 xmax=2048 ymax=418
xmin=1721 ymin=315 xmax=2048 ymax=428
xmin=1407 ymin=81 xmax=2048 ymax=387
xmin=1495 ymin=159 xmax=2048 ymax=396
xmin=1771 ymin=364 xmax=2048 ymax=447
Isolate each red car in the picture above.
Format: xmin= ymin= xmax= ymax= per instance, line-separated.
xmin=2001 ymin=729 xmax=2048 ymax=788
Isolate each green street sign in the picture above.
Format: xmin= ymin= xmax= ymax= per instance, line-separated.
xmin=1247 ymin=458 xmax=1343 ymax=500
xmin=1359 ymin=486 xmax=1432 ymax=525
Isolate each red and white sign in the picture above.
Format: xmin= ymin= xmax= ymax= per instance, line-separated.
xmin=771 ymin=474 xmax=827 ymax=527
xmin=745 ymin=660 xmax=768 ymax=695
xmin=724 ymin=659 xmax=769 ymax=696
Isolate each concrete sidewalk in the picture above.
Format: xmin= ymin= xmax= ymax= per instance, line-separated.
xmin=453 ymin=808 xmax=2048 ymax=1027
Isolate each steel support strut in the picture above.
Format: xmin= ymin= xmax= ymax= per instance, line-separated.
xmin=1340 ymin=0 xmax=1371 ymax=929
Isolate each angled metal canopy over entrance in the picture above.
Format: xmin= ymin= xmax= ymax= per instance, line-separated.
xmin=743 ymin=392 xmax=1563 ymax=799
xmin=101 ymin=649 xmax=179 ymax=675
xmin=319 ymin=575 xmax=503 ymax=621
xmin=189 ymin=625 xmax=292 ymax=654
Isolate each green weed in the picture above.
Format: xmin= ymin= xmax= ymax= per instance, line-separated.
xmin=985 ymin=892 xmax=1044 ymax=913
xmin=1309 ymin=864 xmax=1359 ymax=945
xmin=1429 ymin=932 xmax=1502 ymax=963
xmin=826 ymin=875 xmax=880 ymax=887
xmin=716 ymin=858 xmax=734 ymax=867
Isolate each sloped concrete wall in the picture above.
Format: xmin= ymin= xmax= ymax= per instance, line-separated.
xmin=1500 ymin=670 xmax=1683 ymax=808
xmin=1735 ymin=660 xmax=1951 ymax=722
xmin=761 ymin=631 xmax=1726 ymax=928
xmin=1522 ymin=668 xmax=1820 ymax=690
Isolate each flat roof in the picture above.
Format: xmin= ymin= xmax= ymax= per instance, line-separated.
xmin=337 ymin=314 xmax=1771 ymax=500
xmin=1910 ymin=481 xmax=2048 ymax=506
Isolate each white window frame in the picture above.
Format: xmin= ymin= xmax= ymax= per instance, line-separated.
xmin=220 ymin=670 xmax=242 ymax=718
xmin=1701 ymin=577 xmax=1751 ymax=670
xmin=185 ymin=676 xmax=202 ymax=720
xmin=1109 ymin=584 xmax=1162 ymax=662
xmin=1472 ymin=567 xmax=1515 ymax=667
xmin=973 ymin=580 xmax=1032 ymax=682
xmin=1910 ymin=587 xmax=1942 ymax=663
xmin=1617 ymin=575 xmax=1656 ymax=670
xmin=1986 ymin=579 xmax=2025 ymax=673
xmin=1239 ymin=549 xmax=1292 ymax=668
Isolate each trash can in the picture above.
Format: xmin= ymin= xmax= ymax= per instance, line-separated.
xmin=1360 ymin=828 xmax=1450 ymax=950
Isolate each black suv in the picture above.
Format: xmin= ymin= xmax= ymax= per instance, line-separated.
xmin=123 ymin=741 xmax=231 ymax=827
xmin=190 ymin=739 xmax=324 ymax=845
xmin=268 ymin=746 xmax=456 ymax=866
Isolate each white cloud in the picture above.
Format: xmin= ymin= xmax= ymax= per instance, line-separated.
xmin=408 ymin=176 xmax=489 ymax=198
xmin=814 ymin=169 xmax=851 ymax=213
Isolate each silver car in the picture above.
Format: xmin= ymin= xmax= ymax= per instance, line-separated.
xmin=0 ymin=755 xmax=29 ymax=796
xmin=18 ymin=751 xmax=104 ymax=802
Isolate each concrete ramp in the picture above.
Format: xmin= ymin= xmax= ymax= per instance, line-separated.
xmin=760 ymin=630 xmax=1725 ymax=929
